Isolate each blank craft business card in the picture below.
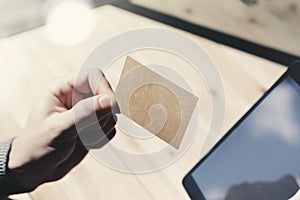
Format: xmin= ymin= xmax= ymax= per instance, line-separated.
xmin=115 ymin=56 xmax=198 ymax=149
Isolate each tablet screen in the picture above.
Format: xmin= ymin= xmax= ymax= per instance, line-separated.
xmin=190 ymin=75 xmax=300 ymax=200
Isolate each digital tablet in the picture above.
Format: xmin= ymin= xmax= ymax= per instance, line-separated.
xmin=183 ymin=62 xmax=300 ymax=200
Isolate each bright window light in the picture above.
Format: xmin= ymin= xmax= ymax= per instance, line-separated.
xmin=45 ymin=1 xmax=95 ymax=46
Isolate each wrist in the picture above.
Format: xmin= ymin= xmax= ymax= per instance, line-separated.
xmin=7 ymin=137 xmax=24 ymax=171
xmin=2 ymin=137 xmax=35 ymax=195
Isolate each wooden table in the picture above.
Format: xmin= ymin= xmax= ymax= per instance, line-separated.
xmin=132 ymin=0 xmax=300 ymax=57
xmin=0 ymin=5 xmax=286 ymax=200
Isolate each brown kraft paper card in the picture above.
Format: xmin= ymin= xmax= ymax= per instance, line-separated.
xmin=115 ymin=56 xmax=198 ymax=149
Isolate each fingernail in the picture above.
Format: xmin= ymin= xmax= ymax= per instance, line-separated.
xmin=99 ymin=94 xmax=112 ymax=108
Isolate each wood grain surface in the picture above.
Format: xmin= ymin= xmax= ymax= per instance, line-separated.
xmin=132 ymin=0 xmax=300 ymax=57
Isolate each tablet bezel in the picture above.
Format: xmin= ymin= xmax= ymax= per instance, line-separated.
xmin=183 ymin=61 xmax=300 ymax=199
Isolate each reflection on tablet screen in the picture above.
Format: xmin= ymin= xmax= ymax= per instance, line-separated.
xmin=192 ymin=76 xmax=300 ymax=200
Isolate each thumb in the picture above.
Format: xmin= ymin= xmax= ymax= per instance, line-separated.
xmin=62 ymin=93 xmax=114 ymax=127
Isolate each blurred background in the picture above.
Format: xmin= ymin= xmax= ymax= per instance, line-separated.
xmin=0 ymin=0 xmax=117 ymax=39
xmin=1 ymin=0 xmax=299 ymax=56
xmin=131 ymin=0 xmax=300 ymax=57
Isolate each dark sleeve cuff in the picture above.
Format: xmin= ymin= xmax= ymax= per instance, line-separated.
xmin=0 ymin=138 xmax=24 ymax=197
xmin=0 ymin=139 xmax=13 ymax=180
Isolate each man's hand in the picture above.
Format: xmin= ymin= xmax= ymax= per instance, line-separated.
xmin=7 ymin=69 xmax=117 ymax=193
